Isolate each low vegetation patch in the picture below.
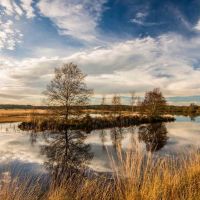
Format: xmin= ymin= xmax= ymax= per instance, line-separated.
xmin=18 ymin=114 xmax=175 ymax=132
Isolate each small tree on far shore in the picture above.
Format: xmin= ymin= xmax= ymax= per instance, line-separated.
xmin=112 ymin=94 xmax=121 ymax=116
xmin=136 ymin=96 xmax=144 ymax=115
xmin=101 ymin=95 xmax=107 ymax=116
xmin=141 ymin=88 xmax=166 ymax=117
xmin=130 ymin=91 xmax=136 ymax=112
xmin=43 ymin=63 xmax=93 ymax=121
xmin=101 ymin=95 xmax=106 ymax=106
xmin=189 ymin=103 xmax=198 ymax=114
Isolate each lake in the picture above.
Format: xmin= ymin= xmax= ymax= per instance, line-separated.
xmin=0 ymin=116 xmax=199 ymax=180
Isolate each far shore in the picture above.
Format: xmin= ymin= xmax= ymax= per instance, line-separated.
xmin=0 ymin=103 xmax=198 ymax=123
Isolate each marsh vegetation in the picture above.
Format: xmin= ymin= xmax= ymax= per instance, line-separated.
xmin=0 ymin=146 xmax=199 ymax=200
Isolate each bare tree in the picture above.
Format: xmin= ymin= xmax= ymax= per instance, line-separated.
xmin=130 ymin=91 xmax=136 ymax=112
xmin=112 ymin=94 xmax=121 ymax=116
xmin=44 ymin=63 xmax=93 ymax=121
xmin=112 ymin=95 xmax=121 ymax=106
xmin=101 ymin=95 xmax=107 ymax=116
xmin=141 ymin=88 xmax=166 ymax=117
xmin=101 ymin=95 xmax=106 ymax=105
xmin=136 ymin=96 xmax=144 ymax=115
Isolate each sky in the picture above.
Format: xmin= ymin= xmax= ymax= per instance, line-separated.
xmin=1 ymin=0 xmax=200 ymax=105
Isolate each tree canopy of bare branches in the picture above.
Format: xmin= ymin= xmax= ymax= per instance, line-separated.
xmin=44 ymin=63 xmax=93 ymax=120
xmin=130 ymin=91 xmax=136 ymax=112
xmin=101 ymin=95 xmax=106 ymax=105
xmin=112 ymin=94 xmax=121 ymax=116
xmin=141 ymin=88 xmax=166 ymax=117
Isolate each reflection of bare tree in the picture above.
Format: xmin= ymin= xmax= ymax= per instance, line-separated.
xmin=189 ymin=114 xmax=197 ymax=122
xmin=40 ymin=130 xmax=93 ymax=182
xmin=127 ymin=126 xmax=136 ymax=144
xmin=110 ymin=127 xmax=124 ymax=150
xmin=99 ymin=129 xmax=107 ymax=150
xmin=138 ymin=123 xmax=168 ymax=152
xmin=29 ymin=131 xmax=38 ymax=146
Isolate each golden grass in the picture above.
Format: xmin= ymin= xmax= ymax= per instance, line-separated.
xmin=0 ymin=147 xmax=199 ymax=200
xmin=112 ymin=148 xmax=200 ymax=200
xmin=0 ymin=108 xmax=173 ymax=123
xmin=0 ymin=109 xmax=48 ymax=123
xmin=0 ymin=109 xmax=47 ymax=115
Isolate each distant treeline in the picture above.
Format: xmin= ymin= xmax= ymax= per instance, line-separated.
xmin=80 ymin=104 xmax=200 ymax=116
xmin=0 ymin=104 xmax=48 ymax=109
xmin=84 ymin=104 xmax=200 ymax=116
xmin=0 ymin=104 xmax=200 ymax=116
xmin=163 ymin=104 xmax=200 ymax=116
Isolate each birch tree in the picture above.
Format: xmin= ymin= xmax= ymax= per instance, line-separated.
xmin=44 ymin=63 xmax=93 ymax=121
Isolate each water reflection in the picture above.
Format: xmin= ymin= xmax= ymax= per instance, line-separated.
xmin=29 ymin=131 xmax=38 ymax=146
xmin=0 ymin=118 xmax=200 ymax=177
xmin=189 ymin=114 xmax=197 ymax=122
xmin=35 ymin=124 xmax=169 ymax=176
xmin=110 ymin=127 xmax=124 ymax=150
xmin=99 ymin=129 xmax=107 ymax=151
xmin=138 ymin=123 xmax=168 ymax=152
xmin=37 ymin=130 xmax=93 ymax=181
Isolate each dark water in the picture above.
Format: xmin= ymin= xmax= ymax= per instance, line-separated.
xmin=0 ymin=116 xmax=199 ymax=180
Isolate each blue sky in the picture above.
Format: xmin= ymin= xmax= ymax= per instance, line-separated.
xmin=1 ymin=0 xmax=200 ymax=105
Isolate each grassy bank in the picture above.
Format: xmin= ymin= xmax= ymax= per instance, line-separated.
xmin=18 ymin=115 xmax=175 ymax=132
xmin=0 ymin=149 xmax=199 ymax=200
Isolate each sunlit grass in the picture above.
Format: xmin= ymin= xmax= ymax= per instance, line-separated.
xmin=0 ymin=146 xmax=199 ymax=200
xmin=0 ymin=109 xmax=48 ymax=123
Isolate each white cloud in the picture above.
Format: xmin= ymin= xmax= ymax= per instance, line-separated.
xmin=195 ymin=20 xmax=200 ymax=31
xmin=0 ymin=0 xmax=35 ymax=50
xmin=37 ymin=0 xmax=106 ymax=42
xmin=0 ymin=18 xmax=23 ymax=50
xmin=132 ymin=11 xmax=161 ymax=27
xmin=20 ymin=0 xmax=35 ymax=18
xmin=0 ymin=0 xmax=14 ymax=16
xmin=0 ymin=0 xmax=35 ymax=18
xmin=13 ymin=1 xmax=23 ymax=16
xmin=0 ymin=0 xmax=106 ymax=50
xmin=136 ymin=12 xmax=148 ymax=19
xmin=1 ymin=33 xmax=200 ymax=104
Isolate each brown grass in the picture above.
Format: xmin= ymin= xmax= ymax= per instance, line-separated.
xmin=0 ymin=108 xmax=173 ymax=124
xmin=0 ymin=109 xmax=48 ymax=123
xmin=0 ymin=147 xmax=199 ymax=200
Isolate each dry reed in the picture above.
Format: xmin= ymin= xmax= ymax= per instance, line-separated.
xmin=0 ymin=147 xmax=199 ymax=200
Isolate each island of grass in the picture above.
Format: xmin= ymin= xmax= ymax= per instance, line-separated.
xmin=18 ymin=114 xmax=175 ymax=132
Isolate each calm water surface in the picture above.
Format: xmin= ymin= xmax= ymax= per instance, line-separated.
xmin=0 ymin=116 xmax=199 ymax=178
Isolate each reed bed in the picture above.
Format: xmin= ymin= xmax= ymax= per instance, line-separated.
xmin=0 ymin=147 xmax=199 ymax=200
